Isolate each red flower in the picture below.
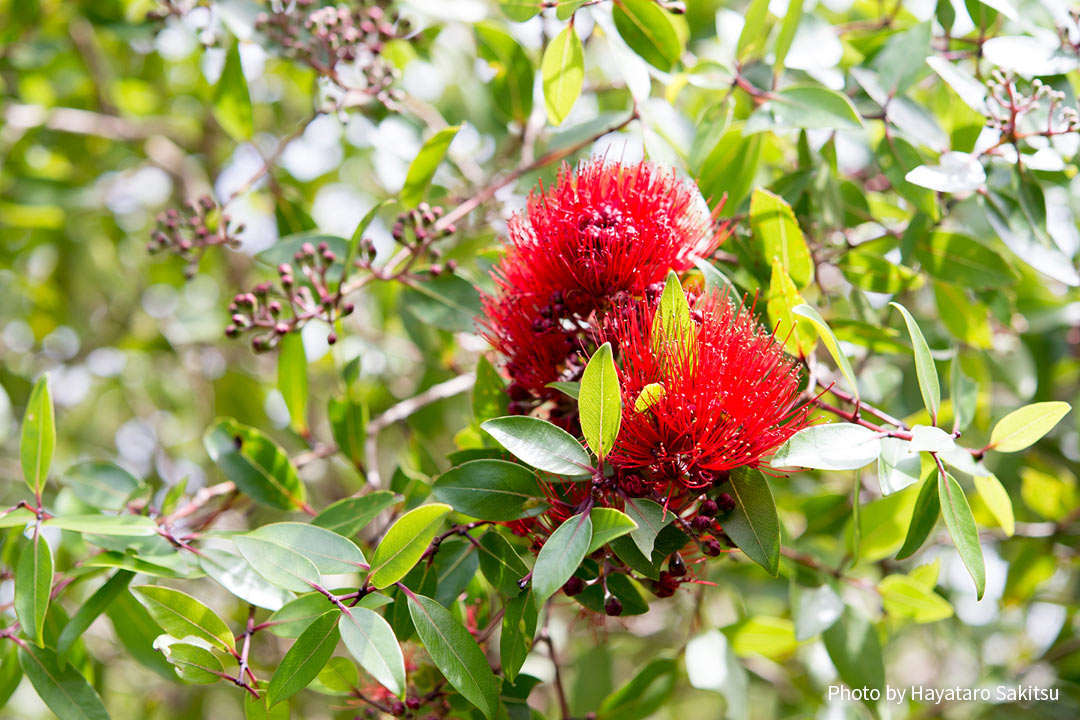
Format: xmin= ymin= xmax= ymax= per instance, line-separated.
xmin=480 ymin=158 xmax=727 ymax=402
xmin=603 ymin=291 xmax=811 ymax=494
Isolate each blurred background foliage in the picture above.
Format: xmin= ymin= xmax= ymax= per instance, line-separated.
xmin=1 ymin=0 xmax=1080 ymax=718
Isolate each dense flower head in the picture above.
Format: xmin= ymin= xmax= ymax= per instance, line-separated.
xmin=480 ymin=157 xmax=727 ymax=403
xmin=602 ymin=290 xmax=811 ymax=494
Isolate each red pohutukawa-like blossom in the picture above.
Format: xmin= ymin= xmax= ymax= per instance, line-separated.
xmin=480 ymin=158 xmax=727 ymax=405
xmin=602 ymin=290 xmax=812 ymax=496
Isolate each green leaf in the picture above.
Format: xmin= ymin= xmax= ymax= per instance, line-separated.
xmin=475 ymin=23 xmax=534 ymax=124
xmin=837 ymin=252 xmax=922 ymax=294
xmin=400 ymin=125 xmax=460 ymax=208
xmin=277 ymin=334 xmax=308 ymax=435
xmin=313 ymin=492 xmax=400 ymax=538
xmin=877 ymin=438 xmax=922 ymax=495
xmin=432 ymin=459 xmax=547 ymax=521
xmin=587 ymin=508 xmax=637 ymax=554
xmin=950 ymin=360 xmax=978 ymax=432
xmin=43 ymin=514 xmax=157 ymax=536
xmin=792 ymin=305 xmax=857 ymax=399
xmin=21 ymin=373 xmax=54 ymax=497
xmin=473 ymin=356 xmax=509 ymax=424
xmin=328 ymin=394 xmax=367 ymax=470
xmin=545 ymin=381 xmax=581 ymax=400
xmin=579 ymin=342 xmax=622 ymax=461
xmin=402 ymin=272 xmax=484 ymax=332
xmin=234 ymin=535 xmax=322 ymax=593
xmin=748 ymin=86 xmax=863 ymax=132
xmin=896 ymin=470 xmax=940 ymax=559
xmin=532 ymin=512 xmax=593 ymax=606
xmin=62 ymin=461 xmax=142 ymax=512
xmin=773 ymin=0 xmax=803 ymax=76
xmin=767 ymin=259 xmax=817 ymax=358
xmin=652 ymin=270 xmax=694 ymax=360
xmin=556 ymin=0 xmax=589 ymax=20
xmin=16 ymin=532 xmax=52 ymax=646
xmin=58 ymin=570 xmax=133 ymax=660
xmin=204 ymin=417 xmax=307 ymax=511
xmin=822 ymin=610 xmax=885 ymax=694
xmin=199 ymin=549 xmax=294 ymax=612
xmin=622 ymin=498 xmax=673 ymax=558
xmin=407 ymin=593 xmax=501 ymax=719
xmin=338 ymin=605 xmax=406 ymax=698
xmin=938 ymin=471 xmax=986 ymax=598
xmin=737 ymin=0 xmax=770 ymax=60
xmin=541 ymin=23 xmax=584 ymax=126
xmin=19 ymin=644 xmax=111 ymax=720
xmin=132 ymin=585 xmax=235 ymax=653
xmin=612 ymin=0 xmax=683 ymax=71
xmin=480 ymin=416 xmax=592 ymax=477
xmin=499 ymin=0 xmax=542 ymax=22
xmin=772 ymin=424 xmax=881 ymax=470
xmin=212 ymin=41 xmax=253 ymax=140
xmin=0 ymin=644 xmax=22 ymax=708
xmin=478 ymin=530 xmax=530 ymax=597
xmin=751 ymin=188 xmax=813 ymax=288
xmin=500 ymin=591 xmax=537 ymax=683
xmin=889 ymin=302 xmax=941 ymax=424
xmin=914 ymin=233 xmax=1015 ymax=288
xmin=105 ymin=591 xmax=176 ymax=680
xmin=268 ymin=610 xmax=341 ymax=706
xmin=368 ymin=503 xmax=451 ymax=589
xmin=633 ymin=383 xmax=665 ymax=413
xmin=161 ymin=642 xmax=224 ymax=684
xmin=599 ymin=657 xmax=678 ymax=720
xmin=721 ymin=467 xmax=780 ymax=576
xmin=988 ymin=401 xmax=1071 ymax=453
xmin=248 ymin=522 xmax=367 ymax=574
xmin=879 ymin=574 xmax=954 ymax=623
xmin=872 ymin=20 xmax=931 ymax=95
xmin=317 ymin=655 xmax=360 ymax=693
xmin=696 ymin=123 xmax=764 ymax=215
xmin=974 ymin=475 xmax=1012 ymax=537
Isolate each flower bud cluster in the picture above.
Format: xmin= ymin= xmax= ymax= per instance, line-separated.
xmin=225 ymin=241 xmax=354 ymax=352
xmin=255 ymin=1 xmax=406 ymax=102
xmin=986 ymin=71 xmax=1080 ymax=141
xmin=147 ymin=195 xmax=244 ymax=279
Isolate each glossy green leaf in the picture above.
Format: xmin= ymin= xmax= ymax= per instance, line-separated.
xmin=939 ymin=471 xmax=986 ymax=598
xmin=598 ymin=657 xmax=678 ymax=720
xmin=587 ymin=508 xmax=637 ymax=553
xmin=889 ymin=302 xmax=941 ymax=424
xmin=974 ymin=474 xmax=1014 ymax=536
xmin=721 ymin=467 xmax=780 ymax=576
xmin=480 ymin=416 xmax=592 ymax=477
xmin=199 ymin=548 xmax=294 ymax=612
xmin=737 ymin=0 xmax=770 ymax=60
xmin=612 ymin=0 xmax=683 ymax=71
xmin=879 ymin=574 xmax=954 ymax=623
xmin=19 ymin=644 xmax=111 ymax=720
xmin=62 ymin=461 xmax=141 ymax=512
xmin=313 ymin=492 xmax=400 ymax=538
xmin=161 ymin=642 xmax=224 ymax=684
xmin=792 ymin=304 xmax=857 ymax=399
xmin=268 ymin=610 xmax=341 ymax=706
xmin=914 ymin=233 xmax=1015 ymax=288
xmin=532 ymin=512 xmax=593 ymax=606
xmin=44 ymin=514 xmax=157 ymax=536
xmin=204 ymin=417 xmax=307 ymax=510
xmin=212 ymin=41 xmax=253 ymax=140
xmin=248 ymin=522 xmax=367 ymax=574
xmin=132 ymin=585 xmax=235 ymax=653
xmin=21 ymin=373 xmax=54 ymax=496
xmin=473 ymin=355 xmax=509 ymax=424
xmin=477 ymin=530 xmax=530 ymax=596
xmin=368 ymin=503 xmax=451 ymax=589
xmin=407 ymin=593 xmax=500 ymax=719
xmin=752 ymin=188 xmax=813 ymax=288
xmin=767 ymin=259 xmax=817 ymax=358
xmin=652 ymin=270 xmax=694 ymax=359
xmin=772 ymin=423 xmax=881 ymax=470
xmin=16 ymin=532 xmax=52 ymax=646
xmin=498 ymin=0 xmax=542 ymax=21
xmin=432 ymin=459 xmax=547 ymax=521
xmin=234 ymin=535 xmax=321 ymax=593
xmin=988 ymin=401 xmax=1071 ymax=452
xmin=773 ymin=0 xmax=803 ymax=76
xmin=400 ymin=125 xmax=460 ymax=208
xmin=579 ymin=342 xmax=622 ymax=461
xmin=622 ymin=498 xmax=673 ymax=558
xmin=501 ymin=590 xmax=537 ymax=683
xmin=541 ymin=23 xmax=584 ymax=125
xmin=748 ymin=86 xmax=863 ymax=132
xmin=896 ymin=470 xmax=940 ymax=559
xmin=475 ymin=24 xmax=534 ymax=123
xmin=328 ymin=394 xmax=367 ymax=470
xmin=822 ymin=610 xmax=885 ymax=694
xmin=338 ymin=605 xmax=406 ymax=698
xmin=277 ymin=333 xmax=308 ymax=435
xmin=632 ymin=383 xmax=665 ymax=413
xmin=58 ymin=570 xmax=133 ymax=660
